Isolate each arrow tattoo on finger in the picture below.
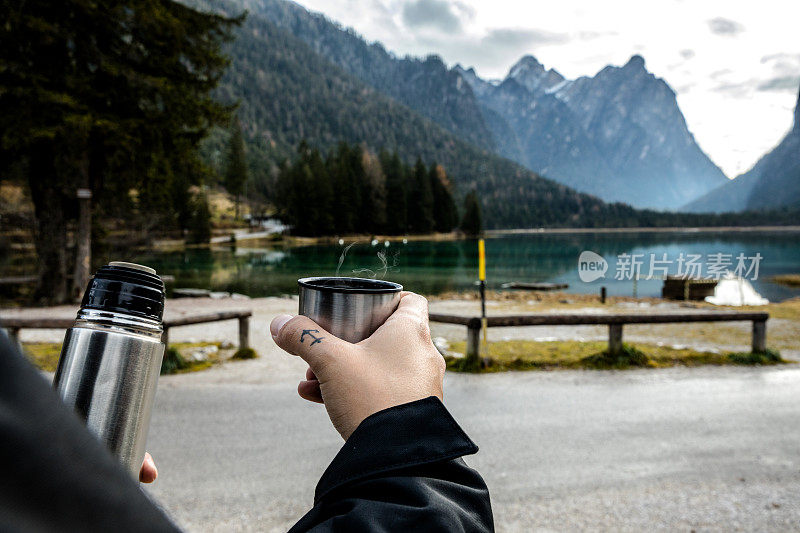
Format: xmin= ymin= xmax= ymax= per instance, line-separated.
xmin=301 ymin=329 xmax=324 ymax=346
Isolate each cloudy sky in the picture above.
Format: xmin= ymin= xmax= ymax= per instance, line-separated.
xmin=294 ymin=0 xmax=800 ymax=177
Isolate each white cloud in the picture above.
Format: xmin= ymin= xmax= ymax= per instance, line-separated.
xmin=707 ymin=17 xmax=745 ymax=36
xmin=294 ymin=0 xmax=800 ymax=177
xmin=401 ymin=0 xmax=472 ymax=32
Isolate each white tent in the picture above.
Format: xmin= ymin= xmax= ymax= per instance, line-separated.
xmin=705 ymin=272 xmax=768 ymax=306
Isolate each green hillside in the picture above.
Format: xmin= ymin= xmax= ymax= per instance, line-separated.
xmin=190 ymin=0 xmax=644 ymax=229
xmin=190 ymin=1 xmax=800 ymax=229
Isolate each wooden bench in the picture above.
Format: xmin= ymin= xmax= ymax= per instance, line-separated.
xmin=428 ymin=311 xmax=769 ymax=360
xmin=1 ymin=310 xmax=252 ymax=351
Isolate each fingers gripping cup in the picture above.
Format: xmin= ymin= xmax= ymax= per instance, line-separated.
xmin=298 ymin=277 xmax=403 ymax=343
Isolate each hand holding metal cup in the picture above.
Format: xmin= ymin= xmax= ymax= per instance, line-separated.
xmin=298 ymin=277 xmax=403 ymax=343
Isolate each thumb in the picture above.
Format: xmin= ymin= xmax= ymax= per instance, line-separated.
xmin=271 ymin=314 xmax=348 ymax=370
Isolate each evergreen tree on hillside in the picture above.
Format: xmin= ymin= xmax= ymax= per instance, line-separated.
xmin=274 ymin=142 xmax=466 ymax=236
xmin=407 ymin=158 xmax=434 ymax=233
xmin=187 ymin=192 xmax=213 ymax=244
xmin=0 ymin=0 xmax=241 ymax=303
xmin=225 ymin=117 xmax=248 ymax=219
xmin=328 ymin=144 xmax=351 ymax=234
xmin=308 ymin=148 xmax=334 ymax=235
xmin=461 ymin=190 xmax=482 ymax=237
xmin=429 ymin=163 xmax=458 ymax=232
xmin=362 ymin=150 xmax=388 ymax=233
xmin=381 ymin=150 xmax=407 ymax=235
xmin=285 ymin=141 xmax=314 ymax=235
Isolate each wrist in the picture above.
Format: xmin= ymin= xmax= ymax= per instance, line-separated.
xmin=315 ymin=396 xmax=478 ymax=503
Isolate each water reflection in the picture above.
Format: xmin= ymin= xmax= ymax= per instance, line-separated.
xmin=131 ymin=231 xmax=800 ymax=302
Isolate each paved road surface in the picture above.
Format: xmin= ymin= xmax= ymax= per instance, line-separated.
xmin=145 ymin=365 xmax=800 ymax=532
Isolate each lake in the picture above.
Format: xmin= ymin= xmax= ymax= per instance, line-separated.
xmin=123 ymin=230 xmax=800 ymax=302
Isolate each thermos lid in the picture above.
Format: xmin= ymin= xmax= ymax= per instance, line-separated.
xmin=108 ymin=261 xmax=157 ymax=275
xmin=80 ymin=262 xmax=165 ymax=322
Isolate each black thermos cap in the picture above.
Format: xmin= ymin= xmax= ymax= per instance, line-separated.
xmin=79 ymin=262 xmax=165 ymax=322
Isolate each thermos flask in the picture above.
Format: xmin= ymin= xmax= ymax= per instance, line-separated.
xmin=53 ymin=261 xmax=166 ymax=478
xmin=298 ymin=277 xmax=402 ymax=342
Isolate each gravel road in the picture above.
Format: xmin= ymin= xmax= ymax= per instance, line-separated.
xmin=145 ymin=364 xmax=800 ymax=532
xmin=7 ymin=297 xmax=799 ymax=530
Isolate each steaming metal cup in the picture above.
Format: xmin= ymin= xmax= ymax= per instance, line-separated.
xmin=298 ymin=277 xmax=403 ymax=342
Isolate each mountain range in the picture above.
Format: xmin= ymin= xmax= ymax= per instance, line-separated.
xmin=191 ymin=0 xmax=652 ymax=229
xmin=456 ymin=55 xmax=729 ymax=210
xmin=186 ymin=0 xmax=798 ymax=227
xmin=238 ymin=0 xmax=730 ymax=211
xmin=684 ymin=87 xmax=800 ymax=213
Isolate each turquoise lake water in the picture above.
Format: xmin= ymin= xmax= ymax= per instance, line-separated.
xmin=127 ymin=231 xmax=800 ymax=302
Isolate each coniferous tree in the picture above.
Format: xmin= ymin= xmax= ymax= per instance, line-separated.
xmin=187 ymin=192 xmax=213 ymax=244
xmin=224 ymin=118 xmax=248 ymax=219
xmin=381 ymin=150 xmax=407 ymax=235
xmin=287 ymin=141 xmax=314 ymax=235
xmin=0 ymin=0 xmax=241 ymax=302
xmin=429 ymin=163 xmax=458 ymax=232
xmin=361 ymin=150 xmax=387 ymax=233
xmin=407 ymin=158 xmax=434 ymax=234
xmin=308 ymin=148 xmax=334 ymax=235
xmin=329 ymin=142 xmax=361 ymax=234
xmin=461 ymin=190 xmax=483 ymax=237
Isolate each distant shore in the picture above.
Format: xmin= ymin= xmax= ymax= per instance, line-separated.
xmin=211 ymin=224 xmax=800 ymax=248
xmin=487 ymin=225 xmax=800 ymax=236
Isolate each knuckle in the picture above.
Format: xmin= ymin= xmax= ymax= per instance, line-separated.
xmin=411 ymin=293 xmax=429 ymax=312
xmin=416 ymin=320 xmax=432 ymax=343
xmin=278 ymin=316 xmax=306 ymax=345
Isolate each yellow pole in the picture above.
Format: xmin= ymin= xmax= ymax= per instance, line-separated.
xmin=478 ymin=239 xmax=486 ymax=282
xmin=478 ymin=239 xmax=488 ymax=359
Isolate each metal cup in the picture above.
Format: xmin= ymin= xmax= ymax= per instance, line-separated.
xmin=298 ymin=277 xmax=403 ymax=342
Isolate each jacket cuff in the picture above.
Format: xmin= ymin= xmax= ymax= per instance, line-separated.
xmin=314 ymin=396 xmax=479 ymax=503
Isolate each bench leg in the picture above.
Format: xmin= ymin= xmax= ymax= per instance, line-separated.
xmin=608 ymin=324 xmax=623 ymax=356
xmin=161 ymin=327 xmax=169 ymax=349
xmin=752 ymin=320 xmax=766 ymax=353
xmin=466 ymin=324 xmax=480 ymax=364
xmin=6 ymin=328 xmax=21 ymax=350
xmin=238 ymin=316 xmax=250 ymax=350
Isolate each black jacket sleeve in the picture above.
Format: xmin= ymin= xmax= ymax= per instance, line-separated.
xmin=0 ymin=333 xmax=180 ymax=532
xmin=289 ymin=396 xmax=494 ymax=532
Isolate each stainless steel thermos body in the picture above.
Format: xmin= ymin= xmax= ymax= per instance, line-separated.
xmin=298 ymin=277 xmax=403 ymax=343
xmin=53 ymin=262 xmax=166 ymax=478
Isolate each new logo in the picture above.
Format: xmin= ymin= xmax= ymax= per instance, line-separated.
xmin=578 ymin=251 xmax=608 ymax=282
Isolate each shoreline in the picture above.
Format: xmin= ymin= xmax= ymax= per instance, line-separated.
xmin=486 ymin=225 xmax=800 ymax=236
xmin=210 ymin=224 xmax=800 ymax=248
xmin=8 ymin=225 xmax=800 ymax=253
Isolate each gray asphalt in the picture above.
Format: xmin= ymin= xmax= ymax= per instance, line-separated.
xmin=145 ymin=366 xmax=800 ymax=532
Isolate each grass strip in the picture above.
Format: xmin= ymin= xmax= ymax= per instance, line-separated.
xmin=445 ymin=340 xmax=787 ymax=373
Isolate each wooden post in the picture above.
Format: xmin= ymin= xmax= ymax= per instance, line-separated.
xmin=600 ymin=286 xmax=607 ymax=304
xmin=752 ymin=320 xmax=766 ymax=353
xmin=466 ymin=323 xmax=481 ymax=364
xmin=6 ymin=328 xmax=21 ymax=350
xmin=608 ymin=323 xmax=623 ymax=356
xmin=238 ymin=316 xmax=250 ymax=350
xmin=161 ymin=327 xmax=169 ymax=349
xmin=71 ymin=188 xmax=92 ymax=301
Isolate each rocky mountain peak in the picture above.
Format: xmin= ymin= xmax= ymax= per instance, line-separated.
xmin=476 ymin=51 xmax=726 ymax=209
xmin=453 ymin=64 xmax=492 ymax=97
xmin=624 ymin=54 xmax=646 ymax=71
xmin=509 ymin=55 xmax=544 ymax=75
xmin=507 ymin=55 xmax=565 ymax=94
